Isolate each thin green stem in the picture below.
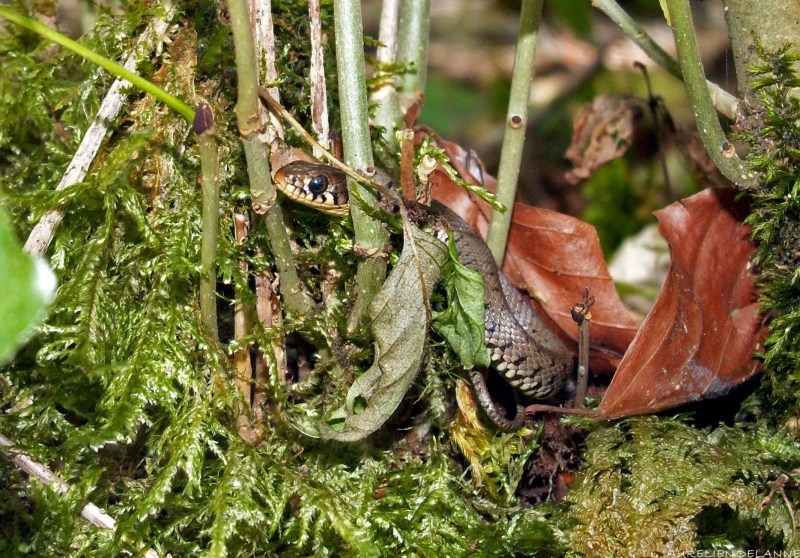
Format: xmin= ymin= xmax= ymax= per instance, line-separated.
xmin=334 ymin=0 xmax=389 ymax=333
xmin=229 ymin=0 xmax=312 ymax=314
xmin=262 ymin=207 xmax=314 ymax=315
xmin=0 ymin=6 xmax=195 ymax=123
xmin=228 ymin=0 xmax=261 ymax=134
xmin=486 ymin=0 xmax=543 ymax=265
xmin=396 ymin=0 xmax=431 ymax=110
xmin=596 ymin=0 xmax=680 ymax=74
xmin=665 ymin=0 xmax=758 ymax=188
xmin=333 ymin=0 xmax=374 ymax=172
xmin=196 ymin=105 xmax=220 ymax=340
xmin=592 ymin=0 xmax=738 ymax=120
xmin=370 ymin=0 xmax=403 ymax=149
xmin=228 ymin=0 xmax=273 ymax=211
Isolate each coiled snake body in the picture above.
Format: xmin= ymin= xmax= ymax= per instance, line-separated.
xmin=274 ymin=161 xmax=573 ymax=430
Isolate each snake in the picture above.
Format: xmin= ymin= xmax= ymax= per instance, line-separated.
xmin=273 ymin=161 xmax=573 ymax=430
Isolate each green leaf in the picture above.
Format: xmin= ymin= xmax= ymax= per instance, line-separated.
xmin=0 ymin=205 xmax=55 ymax=365
xmin=659 ymin=0 xmax=672 ymax=26
xmin=319 ymin=222 xmax=448 ymax=442
xmin=432 ymin=235 xmax=491 ymax=369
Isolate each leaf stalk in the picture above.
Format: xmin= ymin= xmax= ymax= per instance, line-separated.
xmin=333 ymin=0 xmax=390 ymax=332
xmin=196 ymin=105 xmax=220 ymax=340
xmin=592 ymin=0 xmax=739 ymax=120
xmin=228 ymin=0 xmax=313 ymax=314
xmin=396 ymin=0 xmax=431 ymax=111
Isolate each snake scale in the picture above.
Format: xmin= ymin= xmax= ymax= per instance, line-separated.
xmin=273 ymin=161 xmax=573 ymax=430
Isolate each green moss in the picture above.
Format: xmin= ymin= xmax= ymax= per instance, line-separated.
xmin=0 ymin=5 xmax=563 ymax=556
xmin=564 ymin=417 xmax=791 ymax=556
xmin=732 ymin=40 xmax=800 ymax=424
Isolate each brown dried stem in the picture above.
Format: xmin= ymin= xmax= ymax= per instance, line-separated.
xmin=233 ymin=213 xmax=258 ymax=441
xmin=308 ymin=0 xmax=330 ymax=155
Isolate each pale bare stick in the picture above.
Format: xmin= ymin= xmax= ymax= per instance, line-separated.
xmin=371 ymin=0 xmax=402 ymax=145
xmin=0 ymin=433 xmax=161 ymax=558
xmin=249 ymin=0 xmax=284 ymax=137
xmin=376 ymin=0 xmax=400 ymax=65
xmin=24 ymin=4 xmax=175 ymax=256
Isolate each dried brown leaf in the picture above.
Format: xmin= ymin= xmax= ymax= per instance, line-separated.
xmin=564 ymin=95 xmax=651 ymax=185
xmin=593 ymin=188 xmax=765 ymax=420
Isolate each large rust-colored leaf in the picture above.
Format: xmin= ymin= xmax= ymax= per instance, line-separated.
xmin=431 ymin=168 xmax=638 ymax=372
xmin=593 ymin=188 xmax=765 ymax=420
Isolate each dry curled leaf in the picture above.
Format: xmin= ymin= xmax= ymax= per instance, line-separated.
xmin=318 ymin=222 xmax=447 ymax=442
xmin=593 ymin=188 xmax=765 ymax=420
xmin=565 ymin=95 xmax=654 ymax=185
xmin=566 ymin=95 xmax=728 ymax=192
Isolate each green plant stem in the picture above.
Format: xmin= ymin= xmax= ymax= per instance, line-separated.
xmin=595 ymin=0 xmax=681 ymax=76
xmin=262 ymin=206 xmax=315 ymax=315
xmin=333 ymin=0 xmax=374 ymax=172
xmin=333 ymin=0 xmax=389 ymax=333
xmin=228 ymin=0 xmax=272 ymax=209
xmin=0 ymin=6 xmax=195 ymax=123
xmin=665 ymin=0 xmax=758 ymax=188
xmin=228 ymin=0 xmax=312 ymax=315
xmin=592 ymin=0 xmax=738 ymax=120
xmin=396 ymin=0 xmax=431 ymax=110
xmin=486 ymin=0 xmax=543 ymax=265
xmin=197 ymin=107 xmax=220 ymax=341
xmin=228 ymin=0 xmax=260 ymax=129
xmin=370 ymin=0 xmax=403 ymax=149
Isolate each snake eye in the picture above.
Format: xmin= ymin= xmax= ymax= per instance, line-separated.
xmin=308 ymin=175 xmax=329 ymax=194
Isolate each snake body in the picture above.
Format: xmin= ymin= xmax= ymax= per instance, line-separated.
xmin=273 ymin=161 xmax=573 ymax=430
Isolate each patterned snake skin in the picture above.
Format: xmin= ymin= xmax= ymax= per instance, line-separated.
xmin=273 ymin=161 xmax=573 ymax=430
xmin=433 ymin=202 xmax=572 ymax=429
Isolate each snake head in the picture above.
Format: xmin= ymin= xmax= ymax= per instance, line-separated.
xmin=273 ymin=161 xmax=350 ymax=216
